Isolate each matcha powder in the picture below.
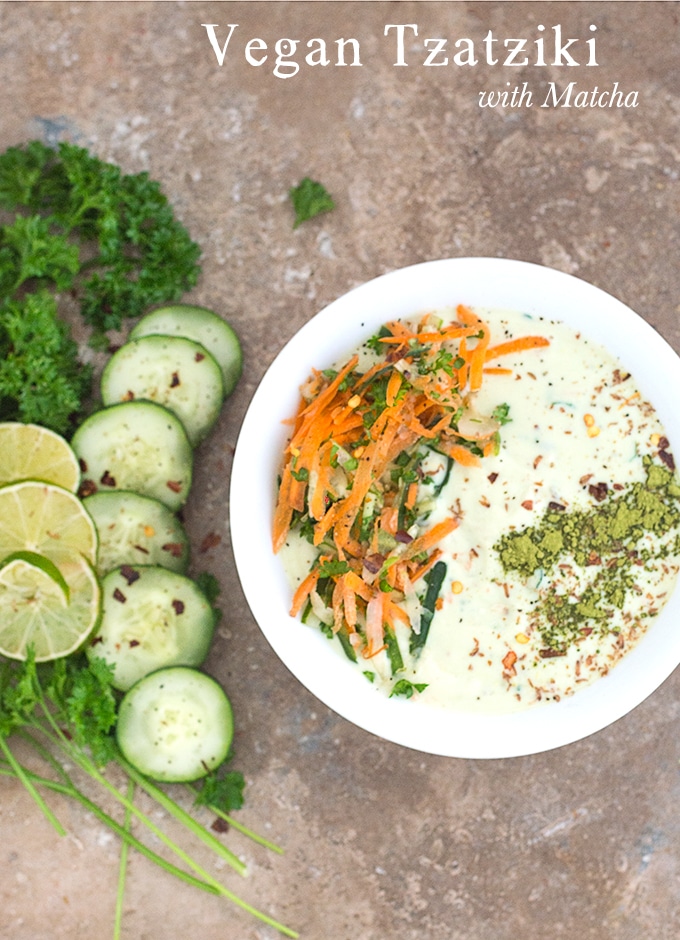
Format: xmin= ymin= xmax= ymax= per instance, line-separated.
xmin=494 ymin=454 xmax=680 ymax=654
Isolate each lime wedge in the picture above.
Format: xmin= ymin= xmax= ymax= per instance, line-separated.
xmin=0 ymin=481 xmax=97 ymax=566
xmin=0 ymin=423 xmax=80 ymax=492
xmin=0 ymin=549 xmax=101 ymax=661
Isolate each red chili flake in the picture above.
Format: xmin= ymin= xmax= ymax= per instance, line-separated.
xmin=122 ymin=390 xmax=135 ymax=401
xmin=488 ymin=472 xmax=499 ymax=484
xmin=211 ymin=817 xmax=229 ymax=834
xmin=579 ymin=473 xmax=593 ymax=486
xmin=78 ymin=458 xmax=88 ymax=473
xmin=91 ymin=635 xmax=104 ymax=646
xmin=195 ymin=352 xmax=205 ymax=362
xmin=172 ymin=599 xmax=185 ymax=615
xmin=120 ymin=565 xmax=140 ymax=585
xmin=502 ymin=650 xmax=518 ymax=675
xmin=170 ymin=372 xmax=181 ymax=388
xmin=586 ymin=551 xmax=602 ymax=566
xmin=521 ymin=500 xmax=534 ymax=510
xmin=129 ymin=639 xmax=140 ymax=648
xmin=100 ymin=470 xmax=117 ymax=487
xmin=166 ymin=480 xmax=183 ymax=493
xmin=539 ymin=648 xmax=567 ymax=659
xmin=133 ymin=544 xmax=150 ymax=555
xmin=588 ymin=481 xmax=609 ymax=502
xmin=78 ymin=479 xmax=97 ymax=498
xmin=200 ymin=532 xmax=222 ymax=553
xmin=162 ymin=542 xmax=185 ymax=558
xmin=113 ymin=588 xmax=127 ymax=603
xmin=548 ymin=501 xmax=566 ymax=511
xmin=659 ymin=449 xmax=676 ymax=471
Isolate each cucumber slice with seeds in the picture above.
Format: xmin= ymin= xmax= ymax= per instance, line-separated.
xmin=116 ymin=666 xmax=234 ymax=782
xmin=72 ymin=400 xmax=193 ymax=511
xmin=84 ymin=490 xmax=190 ymax=576
xmin=101 ymin=334 xmax=225 ymax=446
xmin=130 ymin=304 xmax=242 ymax=397
xmin=88 ymin=565 xmax=216 ymax=691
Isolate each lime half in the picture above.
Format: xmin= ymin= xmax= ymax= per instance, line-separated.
xmin=0 ymin=481 xmax=97 ymax=566
xmin=0 ymin=423 xmax=80 ymax=491
xmin=0 ymin=549 xmax=101 ymax=661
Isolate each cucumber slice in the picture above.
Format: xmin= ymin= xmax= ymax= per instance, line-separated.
xmin=131 ymin=304 xmax=242 ymax=397
xmin=72 ymin=401 xmax=193 ymax=511
xmin=84 ymin=490 xmax=190 ymax=576
xmin=87 ymin=565 xmax=216 ymax=691
xmin=116 ymin=666 xmax=234 ymax=782
xmin=101 ymin=335 xmax=225 ymax=446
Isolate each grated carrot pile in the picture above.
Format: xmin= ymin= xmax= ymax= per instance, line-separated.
xmin=273 ymin=305 xmax=548 ymax=666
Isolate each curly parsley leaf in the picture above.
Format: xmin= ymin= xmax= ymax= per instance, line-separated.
xmin=289 ymin=177 xmax=335 ymax=228
xmin=194 ymin=769 xmax=246 ymax=814
xmin=0 ymin=291 xmax=92 ymax=434
xmin=0 ymin=215 xmax=80 ymax=295
xmin=0 ymin=138 xmax=202 ymax=432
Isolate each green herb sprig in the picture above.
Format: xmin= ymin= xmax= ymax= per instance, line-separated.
xmin=0 ymin=651 xmax=297 ymax=939
xmin=289 ymin=176 xmax=335 ymax=228
xmin=0 ymin=139 xmax=202 ymax=433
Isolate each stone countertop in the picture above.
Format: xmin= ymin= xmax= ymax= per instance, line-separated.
xmin=2 ymin=2 xmax=680 ymax=939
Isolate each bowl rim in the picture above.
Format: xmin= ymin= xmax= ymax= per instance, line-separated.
xmin=230 ymin=257 xmax=680 ymax=758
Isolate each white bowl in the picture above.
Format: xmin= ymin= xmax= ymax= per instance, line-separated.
xmin=230 ymin=258 xmax=680 ymax=758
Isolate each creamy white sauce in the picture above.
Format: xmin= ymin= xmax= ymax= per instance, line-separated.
xmin=279 ymin=307 xmax=680 ymax=714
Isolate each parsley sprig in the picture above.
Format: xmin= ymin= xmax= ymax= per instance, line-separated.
xmin=0 ymin=139 xmax=202 ymax=433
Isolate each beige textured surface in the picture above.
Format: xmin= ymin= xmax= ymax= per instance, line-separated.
xmin=2 ymin=2 xmax=680 ymax=939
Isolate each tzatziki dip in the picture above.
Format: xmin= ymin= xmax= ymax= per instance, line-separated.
xmin=273 ymin=305 xmax=680 ymax=714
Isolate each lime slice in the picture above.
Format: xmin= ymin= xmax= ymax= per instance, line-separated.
xmin=0 ymin=550 xmax=71 ymax=602
xmin=0 ymin=481 xmax=97 ymax=566
xmin=0 ymin=549 xmax=101 ymax=661
xmin=0 ymin=423 xmax=80 ymax=492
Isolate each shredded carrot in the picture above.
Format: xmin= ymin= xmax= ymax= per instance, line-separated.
xmin=409 ymin=549 xmax=443 ymax=584
xmin=401 ymin=516 xmax=459 ymax=562
xmin=380 ymin=506 xmax=399 ymax=535
xmin=484 ymin=335 xmax=550 ymax=361
xmin=273 ymin=306 xmax=550 ymax=666
xmin=364 ymin=592 xmax=386 ymax=658
xmin=438 ymin=440 xmax=482 ymax=468
xmin=272 ymin=462 xmax=295 ymax=553
xmin=456 ymin=304 xmax=490 ymax=391
xmin=379 ymin=325 xmax=478 ymax=344
xmin=405 ymin=481 xmax=418 ymax=510
xmin=289 ymin=569 xmax=319 ymax=617
xmin=385 ymin=368 xmax=402 ymax=407
xmin=341 ymin=573 xmax=358 ymax=629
